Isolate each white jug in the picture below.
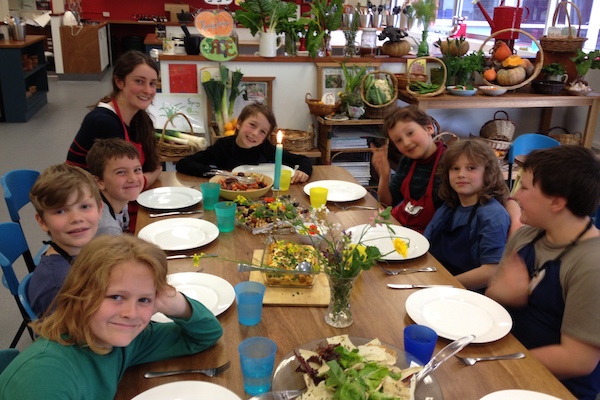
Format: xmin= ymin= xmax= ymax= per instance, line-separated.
xmin=258 ymin=32 xmax=283 ymax=58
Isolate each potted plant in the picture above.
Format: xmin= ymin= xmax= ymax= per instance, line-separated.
xmin=442 ymin=51 xmax=485 ymax=86
xmin=303 ymin=0 xmax=344 ymax=58
xmin=339 ymin=62 xmax=369 ymax=117
xmin=411 ymin=0 xmax=437 ymax=56
xmin=569 ymin=49 xmax=600 ymax=92
xmin=541 ymin=63 xmax=567 ymax=82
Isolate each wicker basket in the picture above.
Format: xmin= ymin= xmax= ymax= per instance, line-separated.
xmin=395 ymin=73 xmax=427 ymax=91
xmin=479 ymin=28 xmax=544 ymax=91
xmin=545 ymin=126 xmax=582 ymax=145
xmin=470 ymin=134 xmax=512 ymax=151
xmin=157 ymin=113 xmax=204 ymax=158
xmin=433 ymin=131 xmax=460 ymax=146
xmin=361 ymin=70 xmax=399 ymax=119
xmin=269 ymin=128 xmax=315 ymax=152
xmin=480 ymin=111 xmax=516 ymax=142
xmin=305 ymin=93 xmax=340 ymax=117
xmin=539 ymin=1 xmax=587 ymax=53
xmin=406 ymin=57 xmax=447 ymax=97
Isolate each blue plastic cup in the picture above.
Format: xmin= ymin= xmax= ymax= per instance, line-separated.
xmin=214 ymin=201 xmax=236 ymax=232
xmin=238 ymin=337 xmax=277 ymax=396
xmin=404 ymin=324 xmax=438 ymax=364
xmin=234 ymin=281 xmax=266 ymax=326
xmin=200 ymin=182 xmax=220 ymax=211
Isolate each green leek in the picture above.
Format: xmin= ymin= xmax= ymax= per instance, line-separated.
xmin=201 ymin=79 xmax=226 ymax=135
xmin=228 ymin=69 xmax=244 ymax=119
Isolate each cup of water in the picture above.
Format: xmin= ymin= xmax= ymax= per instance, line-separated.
xmin=234 ymin=281 xmax=265 ymax=326
xmin=238 ymin=336 xmax=277 ymax=396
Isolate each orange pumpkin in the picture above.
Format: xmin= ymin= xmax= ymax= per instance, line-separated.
xmin=195 ymin=10 xmax=234 ymax=38
xmin=483 ymin=68 xmax=497 ymax=82
xmin=492 ymin=41 xmax=512 ymax=62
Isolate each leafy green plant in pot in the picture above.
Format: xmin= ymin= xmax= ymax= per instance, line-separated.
xmin=339 ymin=62 xmax=369 ymax=114
xmin=541 ymin=62 xmax=567 ymax=82
xmin=569 ymin=49 xmax=600 ymax=90
xmin=303 ymin=0 xmax=344 ymax=58
xmin=411 ymin=0 xmax=437 ymax=56
xmin=441 ymin=50 xmax=485 ymax=86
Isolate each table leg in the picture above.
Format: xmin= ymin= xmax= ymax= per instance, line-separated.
xmin=583 ymin=97 xmax=600 ymax=148
xmin=539 ymin=108 xmax=552 ymax=133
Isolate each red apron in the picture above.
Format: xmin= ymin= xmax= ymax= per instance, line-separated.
xmin=391 ymin=146 xmax=444 ymax=233
xmin=112 ymin=99 xmax=145 ymax=166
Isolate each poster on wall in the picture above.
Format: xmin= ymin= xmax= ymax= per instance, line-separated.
xmin=148 ymin=94 xmax=205 ymax=134
xmin=169 ymin=64 xmax=198 ymax=94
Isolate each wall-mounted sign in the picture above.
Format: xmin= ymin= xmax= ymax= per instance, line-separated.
xmin=201 ymin=37 xmax=238 ymax=61
xmin=194 ymin=10 xmax=233 ymax=38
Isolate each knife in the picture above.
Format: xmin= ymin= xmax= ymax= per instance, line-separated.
xmin=166 ymin=254 xmax=217 ymax=260
xmin=149 ymin=210 xmax=203 ymax=217
xmin=248 ymin=390 xmax=305 ymax=400
xmin=387 ymin=284 xmax=454 ymax=289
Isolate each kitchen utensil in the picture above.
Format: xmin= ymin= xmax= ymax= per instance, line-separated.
xmin=378 ymin=265 xmax=437 ymax=275
xmin=144 ymin=361 xmax=230 ymax=378
xmin=237 ymin=262 xmax=317 ymax=275
xmin=206 ymin=170 xmax=257 ymax=184
xmin=248 ymin=390 xmax=305 ymax=400
xmin=149 ymin=210 xmax=203 ymax=218
xmin=414 ymin=334 xmax=476 ymax=383
xmin=181 ymin=24 xmax=191 ymax=37
xmin=387 ymin=284 xmax=453 ymax=289
xmin=165 ymin=254 xmax=217 ymax=260
xmin=455 ymin=352 xmax=525 ymax=366
xmin=334 ymin=202 xmax=378 ymax=211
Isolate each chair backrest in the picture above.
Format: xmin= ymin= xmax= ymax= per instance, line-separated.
xmin=1 ymin=169 xmax=40 ymax=223
xmin=0 ymin=222 xmax=32 ymax=296
xmin=508 ymin=134 xmax=561 ymax=163
xmin=0 ymin=348 xmax=19 ymax=373
xmin=18 ymin=272 xmax=37 ymax=321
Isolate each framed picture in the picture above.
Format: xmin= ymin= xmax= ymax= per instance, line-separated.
xmin=148 ymin=93 xmax=205 ymax=134
xmin=207 ymin=76 xmax=274 ymax=130
xmin=316 ymin=62 xmax=381 ymax=102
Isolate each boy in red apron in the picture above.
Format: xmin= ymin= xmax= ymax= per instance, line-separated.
xmin=486 ymin=146 xmax=600 ymax=399
xmin=371 ymin=106 xmax=446 ymax=233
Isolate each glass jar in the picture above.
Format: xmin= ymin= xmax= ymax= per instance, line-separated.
xmin=360 ymin=28 xmax=377 ymax=56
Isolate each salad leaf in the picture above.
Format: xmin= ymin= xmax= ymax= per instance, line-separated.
xmin=336 ymin=380 xmax=367 ymax=400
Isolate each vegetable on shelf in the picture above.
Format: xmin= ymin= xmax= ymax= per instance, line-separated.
xmin=201 ymin=66 xmax=244 ymax=136
xmin=154 ymin=130 xmax=207 ymax=149
xmin=363 ymin=74 xmax=393 ymax=105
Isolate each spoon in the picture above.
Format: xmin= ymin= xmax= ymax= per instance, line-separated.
xmin=237 ymin=261 xmax=317 ymax=274
xmin=414 ymin=334 xmax=476 ymax=383
xmin=206 ymin=170 xmax=257 ymax=184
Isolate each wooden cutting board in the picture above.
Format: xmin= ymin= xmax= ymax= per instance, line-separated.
xmin=249 ymin=250 xmax=329 ymax=307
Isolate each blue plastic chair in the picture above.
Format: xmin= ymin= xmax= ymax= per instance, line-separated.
xmin=1 ymin=169 xmax=45 ymax=272
xmin=507 ymin=134 xmax=560 ymax=190
xmin=0 ymin=222 xmax=36 ymax=347
xmin=0 ymin=348 xmax=19 ymax=373
xmin=18 ymin=272 xmax=37 ymax=321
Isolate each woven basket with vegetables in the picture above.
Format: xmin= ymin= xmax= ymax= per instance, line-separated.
xmin=361 ymin=71 xmax=398 ymax=119
xmin=406 ymin=57 xmax=446 ymax=97
xmin=156 ymin=113 xmax=207 ymax=158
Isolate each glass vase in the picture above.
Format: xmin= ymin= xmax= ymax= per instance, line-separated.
xmin=317 ymin=34 xmax=332 ymax=58
xmin=284 ymin=33 xmax=297 ymax=57
xmin=325 ymin=274 xmax=357 ymax=328
xmin=417 ymin=29 xmax=429 ymax=57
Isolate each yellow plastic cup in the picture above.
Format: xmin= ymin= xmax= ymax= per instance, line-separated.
xmin=280 ymin=170 xmax=292 ymax=191
xmin=309 ymin=187 xmax=328 ymax=208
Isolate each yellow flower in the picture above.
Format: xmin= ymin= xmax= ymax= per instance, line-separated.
xmin=192 ymin=253 xmax=204 ymax=268
xmin=345 ymin=243 xmax=367 ymax=263
xmin=393 ymin=238 xmax=409 ymax=258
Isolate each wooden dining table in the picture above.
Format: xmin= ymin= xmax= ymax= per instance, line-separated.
xmin=115 ymin=165 xmax=576 ymax=400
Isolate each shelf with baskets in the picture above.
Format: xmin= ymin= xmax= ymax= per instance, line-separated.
xmin=315 ymin=116 xmax=387 ymax=188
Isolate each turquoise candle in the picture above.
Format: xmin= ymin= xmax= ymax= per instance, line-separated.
xmin=273 ymin=130 xmax=283 ymax=189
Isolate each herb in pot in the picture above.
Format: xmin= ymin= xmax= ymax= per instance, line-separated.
xmin=541 ymin=63 xmax=567 ymax=77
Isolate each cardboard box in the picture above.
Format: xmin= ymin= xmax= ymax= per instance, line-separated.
xmin=164 ymin=3 xmax=190 ymax=23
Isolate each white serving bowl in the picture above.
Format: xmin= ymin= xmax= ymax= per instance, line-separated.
xmin=447 ymin=86 xmax=478 ymax=96
xmin=478 ymin=85 xmax=508 ymax=96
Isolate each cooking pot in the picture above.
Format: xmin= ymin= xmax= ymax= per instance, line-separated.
xmin=183 ymin=35 xmax=203 ymax=55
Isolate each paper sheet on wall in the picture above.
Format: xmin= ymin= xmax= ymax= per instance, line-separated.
xmin=148 ymin=94 xmax=205 ymax=134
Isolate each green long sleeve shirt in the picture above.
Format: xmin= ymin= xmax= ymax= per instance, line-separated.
xmin=0 ymin=297 xmax=223 ymax=399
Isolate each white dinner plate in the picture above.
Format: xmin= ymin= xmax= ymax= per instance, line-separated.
xmin=138 ymin=218 xmax=219 ymax=251
xmin=131 ymin=381 xmax=241 ymax=400
xmin=137 ymin=187 xmax=202 ymax=210
xmin=232 ymin=163 xmax=294 ymax=180
xmin=479 ymin=390 xmax=561 ymax=400
xmin=405 ymin=287 xmax=513 ymax=343
xmin=346 ymin=224 xmax=430 ymax=261
xmin=303 ymin=180 xmax=367 ymax=202
xmin=152 ymin=272 xmax=235 ymax=323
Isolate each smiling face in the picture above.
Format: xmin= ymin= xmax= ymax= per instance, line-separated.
xmin=114 ymin=63 xmax=158 ymax=113
xmin=449 ymin=154 xmax=485 ymax=206
xmin=96 ymin=155 xmax=144 ymax=213
xmin=514 ymin=170 xmax=554 ymax=228
xmin=89 ymin=260 xmax=156 ymax=351
xmin=36 ymin=188 xmax=101 ymax=255
xmin=387 ymin=120 xmax=437 ymax=160
xmin=234 ymin=112 xmax=272 ymax=149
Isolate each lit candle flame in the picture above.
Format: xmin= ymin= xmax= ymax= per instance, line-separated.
xmin=277 ymin=130 xmax=283 ymax=144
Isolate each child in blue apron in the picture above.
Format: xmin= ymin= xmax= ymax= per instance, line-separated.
xmin=424 ymin=139 xmax=510 ymax=291
xmin=486 ymin=146 xmax=600 ymax=400
xmin=371 ymin=106 xmax=446 ymax=233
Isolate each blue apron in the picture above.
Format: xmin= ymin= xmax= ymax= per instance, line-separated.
xmin=510 ymin=220 xmax=599 ymax=399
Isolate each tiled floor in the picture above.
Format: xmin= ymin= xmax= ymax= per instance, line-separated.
xmin=0 ymin=73 xmax=112 ymax=349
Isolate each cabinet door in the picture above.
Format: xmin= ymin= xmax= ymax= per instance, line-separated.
xmin=98 ymin=26 xmax=109 ymax=71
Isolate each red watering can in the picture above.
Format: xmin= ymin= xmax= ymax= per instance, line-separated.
xmin=475 ymin=0 xmax=530 ymax=40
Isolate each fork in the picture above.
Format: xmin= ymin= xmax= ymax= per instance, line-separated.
xmin=455 ymin=352 xmax=525 ymax=366
xmin=334 ymin=202 xmax=379 ymax=211
xmin=378 ymin=265 xmax=437 ymax=275
xmin=144 ymin=361 xmax=231 ymax=378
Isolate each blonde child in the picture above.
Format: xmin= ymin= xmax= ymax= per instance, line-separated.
xmin=176 ymin=103 xmax=312 ymax=183
xmin=28 ymin=163 xmax=102 ymax=317
xmin=424 ymin=139 xmax=510 ymax=291
xmin=0 ymin=235 xmax=223 ymax=399
xmin=371 ymin=105 xmax=446 ymax=233
xmin=86 ymin=138 xmax=145 ymax=235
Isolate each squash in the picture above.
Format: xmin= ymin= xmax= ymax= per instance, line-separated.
xmin=521 ymin=58 xmax=535 ymax=77
xmin=493 ymin=41 xmax=512 ymax=62
xmin=381 ymin=40 xmax=412 ymax=57
xmin=194 ymin=10 xmax=234 ymax=38
xmin=496 ymin=67 xmax=526 ymax=86
xmin=502 ymin=55 xmax=524 ymax=68
xmin=438 ymin=38 xmax=470 ymax=56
